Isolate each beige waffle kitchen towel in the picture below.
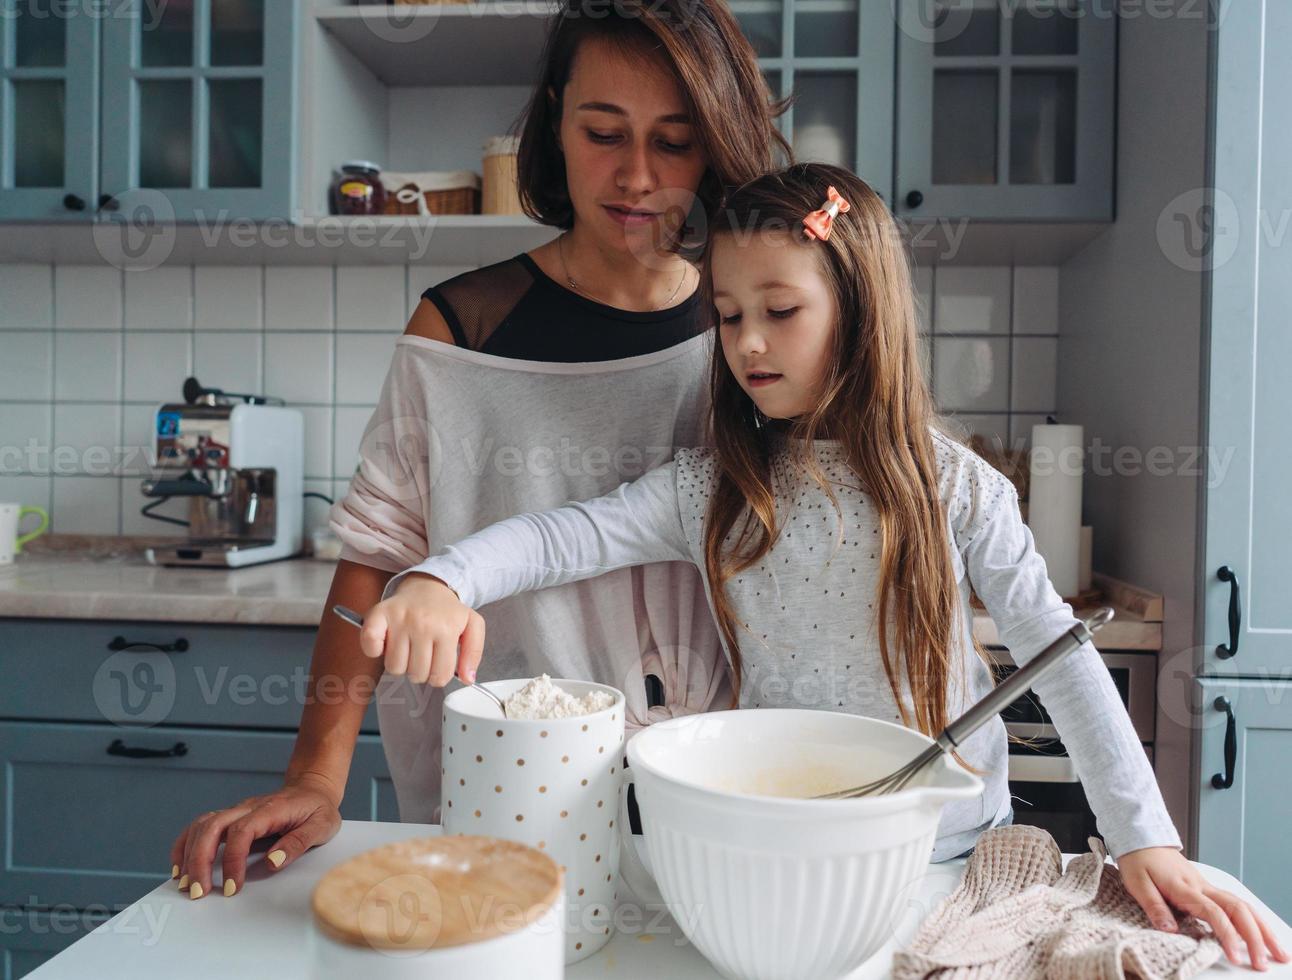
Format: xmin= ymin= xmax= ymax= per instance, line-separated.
xmin=892 ymin=824 xmax=1222 ymax=980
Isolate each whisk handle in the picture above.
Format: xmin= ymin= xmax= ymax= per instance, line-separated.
xmin=940 ymin=607 xmax=1114 ymax=751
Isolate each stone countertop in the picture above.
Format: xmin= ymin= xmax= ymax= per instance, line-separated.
xmin=0 ymin=552 xmax=338 ymax=627
xmin=0 ymin=549 xmax=1163 ymax=650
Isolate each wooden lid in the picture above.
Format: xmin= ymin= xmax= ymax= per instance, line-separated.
xmin=311 ymin=835 xmax=563 ymax=951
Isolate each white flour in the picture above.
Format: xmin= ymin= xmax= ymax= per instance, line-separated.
xmin=503 ymin=673 xmax=614 ymax=720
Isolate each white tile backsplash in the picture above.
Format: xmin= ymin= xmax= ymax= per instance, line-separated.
xmin=124 ymin=331 xmax=193 ymax=403
xmin=933 ymin=336 xmax=1010 ymax=412
xmin=52 ymin=476 xmax=122 ymax=534
xmin=1010 ymin=336 xmax=1059 ymax=413
xmin=265 ymin=266 xmax=335 ymax=331
xmin=336 ymin=267 xmax=407 ymax=332
xmin=124 ymin=267 xmax=194 ymax=330
xmin=194 ymin=331 xmax=264 ymax=395
xmin=1012 ymin=267 xmax=1060 ymax=335
xmin=54 ymin=265 xmax=123 ymax=330
xmin=944 ymin=413 xmax=1011 ymax=450
xmin=194 ymin=266 xmax=264 ymax=331
xmin=54 ymin=332 xmax=123 ymax=402
xmin=53 ymin=403 xmax=122 ymax=477
xmin=8 ymin=259 xmax=1062 ymax=536
xmin=336 ymin=333 xmax=396 ymax=404
xmin=265 ymin=333 xmax=334 ymax=404
xmin=0 ymin=403 xmax=53 ymax=475
xmin=1 ymin=332 xmax=53 ymax=400
xmin=0 ymin=474 xmax=51 ymax=514
xmin=0 ymin=265 xmax=53 ymax=329
xmin=932 ymin=266 xmax=1011 ymax=335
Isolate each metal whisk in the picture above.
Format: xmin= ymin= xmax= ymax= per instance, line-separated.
xmin=813 ymin=607 xmax=1115 ymax=800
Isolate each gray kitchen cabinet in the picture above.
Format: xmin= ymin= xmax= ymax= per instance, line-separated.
xmin=1194 ymin=680 xmax=1292 ymax=922
xmin=0 ymin=0 xmax=101 ymax=220
xmin=894 ymin=0 xmax=1117 ymax=220
xmin=735 ymin=0 xmax=896 ymax=200
xmin=1195 ymin=0 xmax=1292 ymax=923
xmin=0 ymin=616 xmax=399 ymax=972
xmin=0 ymin=0 xmax=298 ymax=224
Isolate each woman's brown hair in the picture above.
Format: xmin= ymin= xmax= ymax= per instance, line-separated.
xmin=515 ymin=0 xmax=792 ymax=241
xmin=698 ymin=162 xmax=997 ymax=774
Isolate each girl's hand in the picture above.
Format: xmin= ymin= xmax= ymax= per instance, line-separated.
xmin=361 ymin=573 xmax=486 ymax=686
xmin=1118 ymin=846 xmax=1289 ymax=970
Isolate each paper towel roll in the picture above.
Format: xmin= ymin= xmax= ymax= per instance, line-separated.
xmin=1028 ymin=423 xmax=1083 ymax=598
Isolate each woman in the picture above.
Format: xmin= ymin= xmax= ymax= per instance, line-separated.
xmin=169 ymin=0 xmax=789 ymax=901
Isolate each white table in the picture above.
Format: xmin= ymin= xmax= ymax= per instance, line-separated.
xmin=25 ymin=820 xmax=1292 ymax=978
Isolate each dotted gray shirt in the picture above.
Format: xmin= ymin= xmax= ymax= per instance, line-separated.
xmin=388 ymin=429 xmax=1182 ymax=861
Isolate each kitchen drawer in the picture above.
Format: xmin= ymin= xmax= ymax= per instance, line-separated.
xmin=0 ymin=908 xmax=111 ymax=980
xmin=0 ymin=619 xmax=380 ymax=734
xmin=0 ymin=720 xmax=398 ymax=909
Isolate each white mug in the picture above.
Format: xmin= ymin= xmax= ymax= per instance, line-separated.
xmin=0 ymin=502 xmax=49 ymax=565
xmin=440 ymin=679 xmax=625 ymax=965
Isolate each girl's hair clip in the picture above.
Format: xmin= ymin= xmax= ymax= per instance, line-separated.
xmin=802 ymin=186 xmax=852 ymax=243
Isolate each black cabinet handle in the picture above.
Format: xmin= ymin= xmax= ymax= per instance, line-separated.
xmin=905 ymin=189 xmax=924 ymax=209
xmin=1210 ymin=696 xmax=1236 ymax=789
xmin=107 ymin=635 xmax=189 ymax=654
xmin=1215 ymin=565 xmax=1240 ymax=659
xmin=107 ymin=738 xmax=188 ymax=760
xmin=98 ymin=194 xmax=120 ymax=212
xmin=63 ymin=193 xmax=86 ymax=211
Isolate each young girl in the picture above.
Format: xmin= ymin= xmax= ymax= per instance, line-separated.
xmin=363 ymin=163 xmax=1285 ymax=969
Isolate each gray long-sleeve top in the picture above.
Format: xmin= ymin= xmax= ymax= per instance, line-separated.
xmin=385 ymin=428 xmax=1182 ymax=862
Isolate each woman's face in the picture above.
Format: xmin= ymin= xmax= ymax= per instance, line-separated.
xmin=553 ymin=37 xmax=708 ymax=255
xmin=711 ymin=231 xmax=839 ymax=420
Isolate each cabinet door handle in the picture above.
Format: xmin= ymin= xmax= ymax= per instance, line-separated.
xmin=98 ymin=194 xmax=120 ymax=212
xmin=1210 ymin=696 xmax=1236 ymax=789
xmin=107 ymin=635 xmax=189 ymax=654
xmin=1215 ymin=565 xmax=1240 ymax=659
xmin=905 ymin=189 xmax=925 ymax=209
xmin=106 ymin=738 xmax=189 ymax=760
xmin=63 ymin=193 xmax=87 ymax=211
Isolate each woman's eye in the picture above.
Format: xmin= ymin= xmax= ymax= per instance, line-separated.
xmin=588 ymin=130 xmax=619 ymax=144
xmin=659 ymin=140 xmax=692 ymax=154
xmin=585 ymin=130 xmax=691 ymax=154
xmin=769 ymin=307 xmax=798 ymax=319
xmin=719 ymin=313 xmax=741 ymax=325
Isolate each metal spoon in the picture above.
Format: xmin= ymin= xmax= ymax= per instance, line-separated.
xmin=813 ymin=606 xmax=1116 ymax=799
xmin=331 ymin=604 xmax=507 ymax=717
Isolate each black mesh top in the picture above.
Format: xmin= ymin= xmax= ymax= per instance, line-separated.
xmin=419 ymin=252 xmax=707 ymax=362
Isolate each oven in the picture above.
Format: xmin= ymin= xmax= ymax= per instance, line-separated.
xmin=987 ymin=648 xmax=1159 ymax=853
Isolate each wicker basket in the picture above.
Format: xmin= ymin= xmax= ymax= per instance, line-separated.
xmin=380 ymin=170 xmax=481 ymax=216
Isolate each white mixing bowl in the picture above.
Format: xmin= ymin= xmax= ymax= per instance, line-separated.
xmin=617 ymin=708 xmax=984 ymax=980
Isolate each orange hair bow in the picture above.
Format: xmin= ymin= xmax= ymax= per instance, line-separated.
xmin=801 ymin=186 xmax=851 ymax=243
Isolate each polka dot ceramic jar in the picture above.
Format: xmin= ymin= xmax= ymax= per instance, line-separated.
xmin=441 ymin=678 xmax=625 ymax=964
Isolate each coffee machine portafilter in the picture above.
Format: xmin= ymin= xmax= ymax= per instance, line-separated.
xmin=140 ymin=377 xmax=304 ymax=567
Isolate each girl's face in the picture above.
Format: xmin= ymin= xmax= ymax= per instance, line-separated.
xmin=552 ymin=37 xmax=708 ymax=254
xmin=711 ymin=232 xmax=838 ymax=420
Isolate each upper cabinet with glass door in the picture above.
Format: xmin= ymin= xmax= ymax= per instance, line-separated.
xmin=0 ymin=0 xmax=101 ymax=220
xmin=100 ymin=0 xmax=298 ymax=221
xmin=895 ymin=0 xmax=1116 ymax=221
xmin=732 ymin=0 xmax=895 ymax=201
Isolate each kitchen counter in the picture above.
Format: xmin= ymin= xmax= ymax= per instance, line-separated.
xmin=0 ymin=554 xmax=1163 ymax=648
xmin=23 ymin=819 xmax=1291 ymax=979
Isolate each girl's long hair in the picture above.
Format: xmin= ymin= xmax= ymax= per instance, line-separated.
xmin=698 ymin=163 xmax=991 ymax=773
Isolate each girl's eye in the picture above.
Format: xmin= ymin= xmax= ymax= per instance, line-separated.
xmin=587 ymin=130 xmax=619 ymax=144
xmin=719 ymin=313 xmax=741 ymax=325
xmin=769 ymin=307 xmax=798 ymax=319
xmin=659 ymin=140 xmax=692 ymax=154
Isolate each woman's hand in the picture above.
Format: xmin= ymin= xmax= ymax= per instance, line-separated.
xmin=1118 ymin=846 xmax=1289 ymax=970
xmin=361 ymin=573 xmax=486 ymax=686
xmin=169 ymin=774 xmax=343 ymax=900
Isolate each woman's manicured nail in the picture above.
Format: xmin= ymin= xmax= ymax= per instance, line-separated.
xmin=189 ymin=881 xmax=203 ymax=899
xmin=171 ymin=863 xmax=179 ymax=879
xmin=223 ymin=878 xmax=237 ymax=897
xmin=267 ymin=849 xmax=286 ymax=869
xmin=467 ymin=669 xmax=476 ymax=683
xmin=178 ymin=874 xmax=190 ymax=890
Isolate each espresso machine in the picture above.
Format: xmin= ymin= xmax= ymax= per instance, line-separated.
xmin=141 ymin=377 xmax=304 ymax=568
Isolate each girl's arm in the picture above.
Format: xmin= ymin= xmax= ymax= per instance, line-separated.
xmin=955 ymin=469 xmax=1182 ymax=862
xmin=359 ymin=459 xmax=694 ymax=685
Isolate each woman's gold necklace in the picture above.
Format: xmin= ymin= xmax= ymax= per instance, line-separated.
xmin=557 ymin=232 xmax=688 ymax=312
